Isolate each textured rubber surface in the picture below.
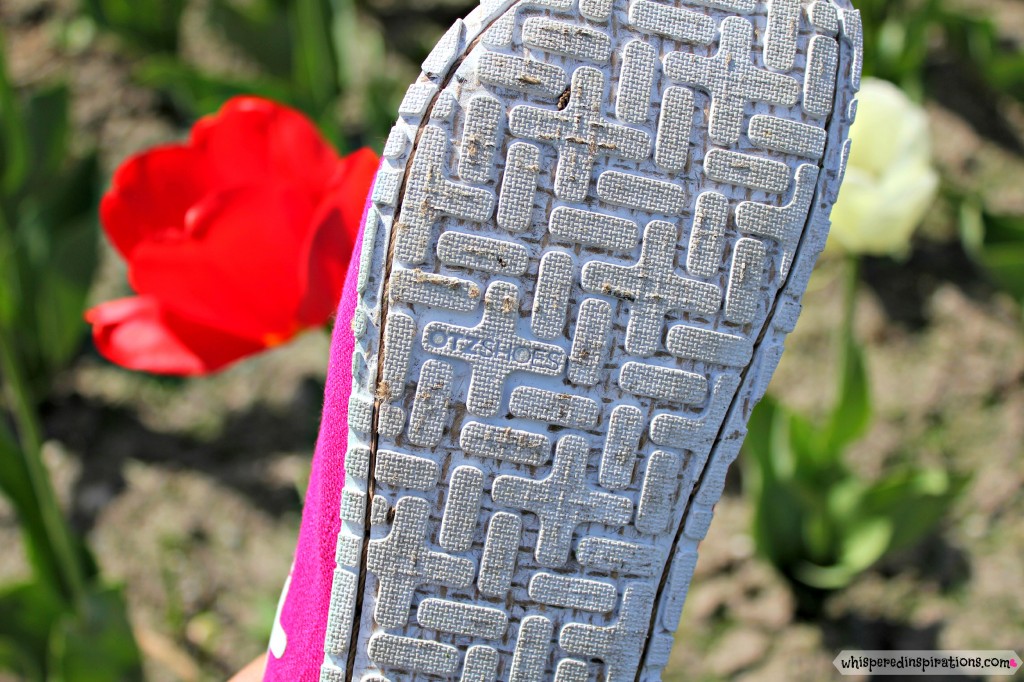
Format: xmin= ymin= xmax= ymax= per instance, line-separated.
xmin=324 ymin=1 xmax=862 ymax=680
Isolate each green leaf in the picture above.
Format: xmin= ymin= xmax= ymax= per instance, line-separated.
xmin=986 ymin=54 xmax=1024 ymax=100
xmin=981 ymin=212 xmax=1024 ymax=245
xmin=767 ymin=402 xmax=799 ymax=480
xmin=750 ymin=475 xmax=809 ymax=572
xmin=792 ymin=467 xmax=966 ymax=591
xmin=135 ymin=57 xmax=293 ymax=118
xmin=0 ymin=635 xmax=44 ymax=681
xmin=33 ymin=155 xmax=101 ymax=372
xmin=801 ymin=507 xmax=836 ymax=566
xmin=787 ymin=408 xmax=829 ymax=470
xmin=980 ymin=243 xmax=1024 ymax=301
xmin=206 ymin=0 xmax=293 ymax=78
xmin=8 ymin=153 xmax=101 ymax=389
xmin=0 ymin=211 xmax=16 ymax=326
xmin=774 ymin=405 xmax=845 ymax=485
xmin=35 ymin=153 xmax=100 ymax=238
xmin=328 ymin=0 xmax=358 ymax=93
xmin=860 ymin=468 xmax=968 ymax=555
xmin=82 ymin=0 xmax=186 ymax=53
xmin=825 ymin=476 xmax=868 ymax=526
xmin=961 ymin=208 xmax=1024 ymax=303
xmin=0 ymin=426 xmax=67 ymax=600
xmin=326 ymin=0 xmax=411 ymax=146
xmin=0 ymin=32 xmax=29 ymax=197
xmin=290 ymin=0 xmax=340 ymax=118
xmin=23 ymin=85 xmax=71 ymax=189
xmin=0 ymin=417 xmax=30 ymax=503
xmin=795 ymin=516 xmax=892 ymax=590
xmin=839 ymin=516 xmax=895 ymax=575
xmin=958 ymin=198 xmax=986 ymax=255
xmin=824 ymin=328 xmax=872 ymax=452
xmin=0 ymin=580 xmax=65 ymax=675
xmin=743 ymin=397 xmax=778 ymax=474
xmin=32 ymin=218 xmax=98 ymax=372
xmin=48 ymin=586 xmax=142 ymax=682
xmin=744 ymin=400 xmax=813 ymax=571
xmin=934 ymin=4 xmax=1024 ymax=102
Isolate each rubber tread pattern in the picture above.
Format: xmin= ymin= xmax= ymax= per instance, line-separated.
xmin=323 ymin=1 xmax=861 ymax=680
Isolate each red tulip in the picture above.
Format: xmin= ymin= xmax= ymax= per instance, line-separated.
xmin=86 ymin=97 xmax=378 ymax=375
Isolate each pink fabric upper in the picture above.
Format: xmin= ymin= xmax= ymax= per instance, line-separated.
xmin=262 ymin=198 xmax=369 ymax=681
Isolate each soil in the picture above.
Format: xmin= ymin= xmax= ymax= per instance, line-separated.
xmin=1 ymin=1 xmax=1022 ymax=680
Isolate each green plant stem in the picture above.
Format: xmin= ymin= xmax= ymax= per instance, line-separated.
xmin=0 ymin=330 xmax=86 ymax=610
xmin=841 ymin=255 xmax=860 ymax=344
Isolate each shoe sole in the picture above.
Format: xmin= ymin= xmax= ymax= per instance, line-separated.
xmin=324 ymin=2 xmax=861 ymax=680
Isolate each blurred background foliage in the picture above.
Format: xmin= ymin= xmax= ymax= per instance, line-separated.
xmin=80 ymin=0 xmax=465 ymax=148
xmin=1 ymin=26 xmax=141 ymax=681
xmin=860 ymin=0 xmax=1024 ymax=99
xmin=0 ymin=0 xmax=1022 ymax=680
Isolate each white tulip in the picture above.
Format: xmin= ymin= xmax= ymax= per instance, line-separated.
xmin=828 ymin=78 xmax=940 ymax=257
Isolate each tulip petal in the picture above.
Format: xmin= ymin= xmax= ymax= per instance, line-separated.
xmin=829 ymin=78 xmax=938 ymax=257
xmin=297 ymin=148 xmax=380 ymax=327
xmin=331 ymin=148 xmax=381 ymax=239
xmin=191 ymin=97 xmax=340 ymax=204
xmin=100 ymin=145 xmax=212 ymax=259
xmin=128 ymin=186 xmax=315 ymax=343
xmin=86 ymin=297 xmax=265 ymax=375
xmin=297 ymin=206 xmax=350 ymax=328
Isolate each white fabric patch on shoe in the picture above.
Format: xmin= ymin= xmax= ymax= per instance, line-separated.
xmin=269 ymin=573 xmax=290 ymax=660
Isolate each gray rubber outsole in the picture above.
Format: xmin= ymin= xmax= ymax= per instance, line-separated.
xmin=323 ymin=1 xmax=861 ymax=680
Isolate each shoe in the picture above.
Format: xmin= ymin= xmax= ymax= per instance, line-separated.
xmin=325 ymin=1 xmax=862 ymax=679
